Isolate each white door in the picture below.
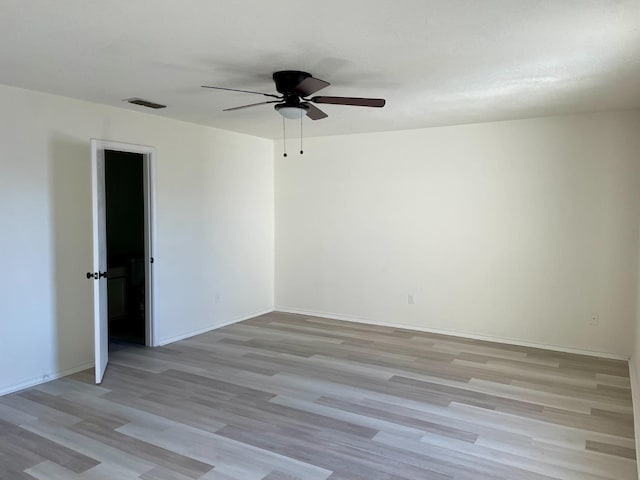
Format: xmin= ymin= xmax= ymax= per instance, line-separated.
xmin=91 ymin=140 xmax=108 ymax=383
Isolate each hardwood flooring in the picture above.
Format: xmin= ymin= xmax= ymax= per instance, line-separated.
xmin=0 ymin=312 xmax=636 ymax=479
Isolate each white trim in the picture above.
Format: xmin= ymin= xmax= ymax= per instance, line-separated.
xmin=142 ymin=149 xmax=157 ymax=347
xmin=0 ymin=362 xmax=94 ymax=397
xmin=0 ymin=308 xmax=274 ymax=395
xmin=275 ymin=306 xmax=629 ymax=361
xmin=91 ymin=139 xmax=158 ymax=348
xmin=157 ymin=308 xmax=275 ymax=346
xmin=91 ymin=139 xmax=158 ymax=156
xmin=628 ymin=358 xmax=640 ymax=480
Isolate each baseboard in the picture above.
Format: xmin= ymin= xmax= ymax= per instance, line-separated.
xmin=628 ymin=358 xmax=640 ymax=480
xmin=274 ymin=306 xmax=629 ymax=361
xmin=0 ymin=308 xmax=275 ymax=396
xmin=157 ymin=307 xmax=275 ymax=346
xmin=0 ymin=361 xmax=94 ymax=397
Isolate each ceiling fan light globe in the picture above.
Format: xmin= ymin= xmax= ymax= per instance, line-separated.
xmin=276 ymin=105 xmax=307 ymax=119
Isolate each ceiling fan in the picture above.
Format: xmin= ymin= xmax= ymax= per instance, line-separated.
xmin=202 ymin=70 xmax=386 ymax=120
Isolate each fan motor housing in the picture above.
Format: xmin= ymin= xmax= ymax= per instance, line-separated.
xmin=273 ymin=70 xmax=311 ymax=94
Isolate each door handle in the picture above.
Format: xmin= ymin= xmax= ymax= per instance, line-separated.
xmin=86 ymin=271 xmax=107 ymax=279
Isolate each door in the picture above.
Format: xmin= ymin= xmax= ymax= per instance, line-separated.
xmin=91 ymin=140 xmax=108 ymax=383
xmin=91 ymin=139 xmax=156 ymax=384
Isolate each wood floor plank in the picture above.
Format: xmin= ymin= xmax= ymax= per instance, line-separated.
xmin=69 ymin=418 xmax=214 ymax=479
xmin=0 ymin=418 xmax=100 ymax=474
xmin=21 ymin=419 xmax=172 ymax=476
xmin=0 ymin=312 xmax=636 ymax=479
xmin=585 ymin=440 xmax=637 ymax=460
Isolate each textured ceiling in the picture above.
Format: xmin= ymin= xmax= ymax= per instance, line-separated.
xmin=1 ymin=0 xmax=639 ymax=139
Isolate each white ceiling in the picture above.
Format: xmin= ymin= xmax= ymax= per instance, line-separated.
xmin=1 ymin=1 xmax=638 ymax=139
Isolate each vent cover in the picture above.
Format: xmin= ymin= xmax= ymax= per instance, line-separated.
xmin=125 ymin=98 xmax=166 ymax=109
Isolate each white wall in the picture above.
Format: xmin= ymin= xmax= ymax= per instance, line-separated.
xmin=632 ymin=223 xmax=640 ymax=472
xmin=2 ymin=84 xmax=638 ymax=396
xmin=275 ymin=111 xmax=640 ymax=357
xmin=0 ymin=85 xmax=274 ymax=394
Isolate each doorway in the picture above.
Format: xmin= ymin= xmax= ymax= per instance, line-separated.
xmin=105 ymin=150 xmax=146 ymax=345
xmin=91 ymin=139 xmax=155 ymax=383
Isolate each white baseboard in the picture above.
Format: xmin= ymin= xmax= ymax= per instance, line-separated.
xmin=274 ymin=306 xmax=629 ymax=361
xmin=0 ymin=361 xmax=94 ymax=397
xmin=628 ymin=358 xmax=640 ymax=480
xmin=157 ymin=307 xmax=275 ymax=346
xmin=0 ymin=308 xmax=276 ymax=396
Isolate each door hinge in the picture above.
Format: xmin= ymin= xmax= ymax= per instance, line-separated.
xmin=150 ymin=257 xmax=154 ymax=264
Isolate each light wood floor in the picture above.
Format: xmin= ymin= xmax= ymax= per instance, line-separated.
xmin=0 ymin=312 xmax=636 ymax=479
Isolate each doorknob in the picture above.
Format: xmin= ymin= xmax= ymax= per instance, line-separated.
xmin=86 ymin=271 xmax=107 ymax=280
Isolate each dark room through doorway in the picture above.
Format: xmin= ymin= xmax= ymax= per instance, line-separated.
xmin=105 ymin=150 xmax=146 ymax=345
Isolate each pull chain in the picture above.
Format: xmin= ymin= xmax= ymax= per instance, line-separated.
xmin=300 ymin=114 xmax=304 ymax=155
xmin=282 ymin=115 xmax=287 ymax=157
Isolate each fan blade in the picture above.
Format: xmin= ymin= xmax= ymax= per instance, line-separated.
xmin=202 ymin=85 xmax=281 ymax=99
xmin=302 ymin=103 xmax=328 ymax=120
xmin=223 ymin=100 xmax=280 ymax=112
xmin=311 ymin=96 xmax=386 ymax=107
xmin=294 ymin=76 xmax=330 ymax=96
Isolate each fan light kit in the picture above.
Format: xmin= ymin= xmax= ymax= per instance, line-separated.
xmin=202 ymin=70 xmax=386 ymax=155
xmin=275 ymin=104 xmax=309 ymax=119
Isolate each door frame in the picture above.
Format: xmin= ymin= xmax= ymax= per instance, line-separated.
xmin=91 ymin=139 xmax=158 ymax=351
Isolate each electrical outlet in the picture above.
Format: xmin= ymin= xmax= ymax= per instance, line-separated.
xmin=589 ymin=314 xmax=599 ymax=326
xmin=408 ymin=294 xmax=415 ymax=305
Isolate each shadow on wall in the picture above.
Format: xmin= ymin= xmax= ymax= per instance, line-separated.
xmin=49 ymin=134 xmax=94 ymax=376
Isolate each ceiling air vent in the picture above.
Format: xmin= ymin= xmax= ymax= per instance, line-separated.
xmin=125 ymin=98 xmax=166 ymax=109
